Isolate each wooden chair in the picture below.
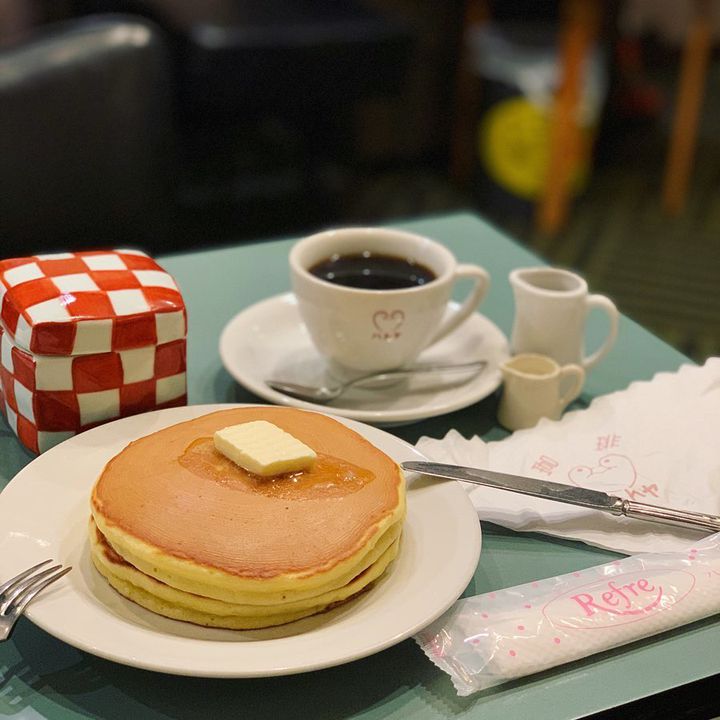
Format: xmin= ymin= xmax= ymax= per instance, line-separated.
xmin=535 ymin=0 xmax=600 ymax=235
xmin=451 ymin=0 xmax=712 ymax=235
xmin=661 ymin=0 xmax=713 ymax=215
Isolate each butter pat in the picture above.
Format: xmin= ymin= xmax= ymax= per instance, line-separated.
xmin=213 ymin=421 xmax=316 ymax=476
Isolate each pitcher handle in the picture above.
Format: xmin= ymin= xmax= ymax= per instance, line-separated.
xmin=583 ymin=294 xmax=619 ymax=369
xmin=557 ymin=363 xmax=585 ymax=411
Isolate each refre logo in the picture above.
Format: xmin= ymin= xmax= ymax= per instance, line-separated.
xmin=542 ymin=569 xmax=696 ymax=630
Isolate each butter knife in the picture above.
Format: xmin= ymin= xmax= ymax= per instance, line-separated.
xmin=402 ymin=461 xmax=720 ymax=534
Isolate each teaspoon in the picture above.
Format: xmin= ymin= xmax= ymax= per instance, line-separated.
xmin=266 ymin=360 xmax=487 ymax=404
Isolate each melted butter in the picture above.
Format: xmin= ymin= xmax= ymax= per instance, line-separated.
xmin=178 ymin=437 xmax=374 ymax=500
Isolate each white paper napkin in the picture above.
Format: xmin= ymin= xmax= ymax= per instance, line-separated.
xmin=416 ymin=358 xmax=720 ymax=554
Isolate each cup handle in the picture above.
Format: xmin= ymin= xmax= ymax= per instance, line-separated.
xmin=426 ymin=264 xmax=490 ymax=346
xmin=583 ymin=294 xmax=619 ymax=369
xmin=557 ymin=363 xmax=585 ymax=411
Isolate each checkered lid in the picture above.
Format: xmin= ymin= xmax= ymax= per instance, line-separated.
xmin=0 ymin=250 xmax=186 ymax=356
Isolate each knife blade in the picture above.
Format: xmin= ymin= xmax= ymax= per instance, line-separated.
xmin=401 ymin=461 xmax=720 ymax=534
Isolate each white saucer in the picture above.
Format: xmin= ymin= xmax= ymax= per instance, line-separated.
xmin=219 ymin=293 xmax=509 ymax=425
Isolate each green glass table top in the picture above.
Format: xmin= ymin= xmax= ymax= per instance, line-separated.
xmin=0 ymin=212 xmax=713 ymax=720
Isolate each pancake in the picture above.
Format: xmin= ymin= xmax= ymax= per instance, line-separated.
xmin=90 ymin=518 xmax=401 ymax=628
xmin=90 ymin=406 xmax=406 ymax=627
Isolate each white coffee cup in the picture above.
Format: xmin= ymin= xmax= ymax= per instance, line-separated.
xmin=290 ymin=227 xmax=490 ymax=373
xmin=498 ymin=353 xmax=585 ymax=431
xmin=509 ymin=267 xmax=619 ymax=369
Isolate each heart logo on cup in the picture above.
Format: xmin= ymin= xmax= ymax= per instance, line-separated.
xmin=372 ymin=310 xmax=404 ymax=340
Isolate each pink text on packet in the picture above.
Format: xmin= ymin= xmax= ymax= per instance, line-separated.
xmin=571 ymin=579 xmax=660 ymax=617
xmin=543 ymin=569 xmax=697 ymax=629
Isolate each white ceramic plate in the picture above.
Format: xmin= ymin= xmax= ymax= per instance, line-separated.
xmin=0 ymin=404 xmax=481 ymax=678
xmin=219 ymin=293 xmax=509 ymax=425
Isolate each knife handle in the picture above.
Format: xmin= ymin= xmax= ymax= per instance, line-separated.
xmin=622 ymin=500 xmax=720 ymax=533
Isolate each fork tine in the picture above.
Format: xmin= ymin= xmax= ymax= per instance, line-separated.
xmin=0 ymin=564 xmax=62 ymax=611
xmin=6 ymin=566 xmax=72 ymax=620
xmin=0 ymin=560 xmax=53 ymax=596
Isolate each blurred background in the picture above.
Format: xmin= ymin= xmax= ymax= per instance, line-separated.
xmin=1 ymin=0 xmax=718 ymax=363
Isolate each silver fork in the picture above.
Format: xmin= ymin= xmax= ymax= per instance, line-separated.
xmin=0 ymin=560 xmax=71 ymax=641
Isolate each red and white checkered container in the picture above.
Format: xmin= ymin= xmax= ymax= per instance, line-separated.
xmin=0 ymin=249 xmax=187 ymax=453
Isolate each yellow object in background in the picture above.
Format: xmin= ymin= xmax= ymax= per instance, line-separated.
xmin=479 ymin=97 xmax=590 ymax=201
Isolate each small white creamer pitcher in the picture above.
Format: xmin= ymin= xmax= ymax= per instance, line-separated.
xmin=497 ymin=353 xmax=585 ymax=431
xmin=509 ymin=267 xmax=619 ymax=369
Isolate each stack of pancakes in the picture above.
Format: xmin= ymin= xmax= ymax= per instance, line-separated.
xmin=90 ymin=407 xmax=405 ymax=629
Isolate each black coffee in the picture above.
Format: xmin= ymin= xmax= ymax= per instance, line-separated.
xmin=309 ymin=252 xmax=436 ymax=290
